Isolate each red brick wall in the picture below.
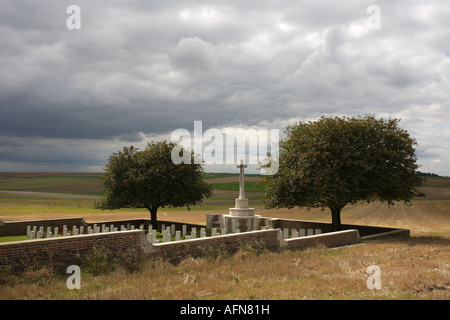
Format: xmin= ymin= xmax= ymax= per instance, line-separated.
xmin=0 ymin=229 xmax=281 ymax=272
xmin=150 ymin=229 xmax=281 ymax=263
xmin=285 ymin=229 xmax=360 ymax=249
xmin=0 ymin=230 xmax=144 ymax=273
xmin=0 ymin=227 xmax=384 ymax=274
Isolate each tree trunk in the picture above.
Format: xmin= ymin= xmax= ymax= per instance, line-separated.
xmin=331 ymin=207 xmax=342 ymax=232
xmin=148 ymin=206 xmax=158 ymax=231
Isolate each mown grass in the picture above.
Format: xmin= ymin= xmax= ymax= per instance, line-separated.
xmin=0 ymin=172 xmax=263 ymax=195
xmin=0 ymin=173 xmax=104 ymax=196
xmin=203 ymin=173 xmax=261 ymax=179
xmin=424 ymin=176 xmax=450 ymax=180
xmin=0 ymin=235 xmax=28 ymax=243
xmin=210 ymin=181 xmax=265 ymax=193
xmin=422 ymin=184 xmax=450 ymax=188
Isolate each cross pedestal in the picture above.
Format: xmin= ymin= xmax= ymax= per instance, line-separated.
xmin=221 ymin=160 xmax=262 ymax=232
xmin=229 ymin=160 xmax=255 ymax=217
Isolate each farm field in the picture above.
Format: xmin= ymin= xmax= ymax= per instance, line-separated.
xmin=0 ymin=172 xmax=449 ymax=235
xmin=0 ymin=172 xmax=449 ymax=301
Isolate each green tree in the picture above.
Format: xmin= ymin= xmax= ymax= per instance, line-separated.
xmin=260 ymin=115 xmax=423 ymax=231
xmin=95 ymin=141 xmax=214 ymax=230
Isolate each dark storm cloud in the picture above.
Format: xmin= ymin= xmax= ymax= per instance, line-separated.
xmin=0 ymin=0 xmax=450 ymax=174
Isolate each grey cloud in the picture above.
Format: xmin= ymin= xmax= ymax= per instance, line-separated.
xmin=169 ymin=37 xmax=217 ymax=73
xmin=0 ymin=0 xmax=450 ymax=174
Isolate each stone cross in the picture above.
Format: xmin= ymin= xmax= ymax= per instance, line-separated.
xmin=237 ymin=159 xmax=247 ymax=199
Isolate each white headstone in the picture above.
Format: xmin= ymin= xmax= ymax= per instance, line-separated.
xmin=175 ymin=230 xmax=181 ymax=241
xmin=182 ymin=225 xmax=187 ymax=237
xmin=221 ymin=228 xmax=227 ymax=235
xmin=26 ymin=226 xmax=31 ymax=237
xmin=54 ymin=227 xmax=59 ymax=237
xmin=211 ymin=228 xmax=217 ymax=237
xmin=29 ymin=230 xmax=35 ymax=240
xmin=171 ymin=224 xmax=176 ymax=236
xmin=283 ymin=228 xmax=289 ymax=239
xmin=165 ymin=230 xmax=172 ymax=242
xmin=307 ymin=229 xmax=314 ymax=236
xmin=80 ymin=226 xmax=84 ymax=234
xmin=300 ymin=229 xmax=306 ymax=237
xmin=315 ymin=229 xmax=322 ymax=235
xmin=292 ymin=230 xmax=299 ymax=238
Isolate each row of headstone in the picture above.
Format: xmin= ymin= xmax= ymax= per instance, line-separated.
xmin=27 ymin=223 xmax=145 ymax=240
xmin=281 ymin=228 xmax=322 ymax=239
xmin=146 ymin=224 xmax=246 ymax=244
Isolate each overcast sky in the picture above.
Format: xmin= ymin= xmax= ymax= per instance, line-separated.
xmin=0 ymin=0 xmax=449 ymax=175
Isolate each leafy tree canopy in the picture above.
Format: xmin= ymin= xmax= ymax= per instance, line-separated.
xmin=95 ymin=140 xmax=214 ymax=229
xmin=260 ymin=115 xmax=423 ymax=231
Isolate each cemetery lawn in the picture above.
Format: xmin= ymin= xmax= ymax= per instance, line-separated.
xmin=0 ymin=235 xmax=28 ymax=243
xmin=0 ymin=172 xmax=449 ymax=299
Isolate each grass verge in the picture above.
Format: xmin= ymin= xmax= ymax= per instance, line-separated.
xmin=0 ymin=234 xmax=448 ymax=300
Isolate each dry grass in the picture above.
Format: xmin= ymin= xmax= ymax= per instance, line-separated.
xmin=0 ymin=234 xmax=448 ymax=300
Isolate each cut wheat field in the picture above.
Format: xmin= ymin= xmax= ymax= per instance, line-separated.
xmin=0 ymin=172 xmax=449 ymax=300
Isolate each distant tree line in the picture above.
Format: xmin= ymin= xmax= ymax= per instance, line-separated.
xmin=417 ymin=171 xmax=440 ymax=177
